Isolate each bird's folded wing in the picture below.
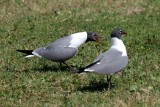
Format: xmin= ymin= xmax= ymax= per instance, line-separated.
xmin=93 ymin=48 xmax=123 ymax=62
xmin=45 ymin=36 xmax=71 ymax=49
xmin=33 ymin=47 xmax=77 ymax=61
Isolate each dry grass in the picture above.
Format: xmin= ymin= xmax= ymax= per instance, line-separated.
xmin=0 ymin=0 xmax=160 ymax=106
xmin=0 ymin=0 xmax=148 ymax=23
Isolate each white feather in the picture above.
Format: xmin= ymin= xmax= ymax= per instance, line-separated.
xmin=25 ymin=55 xmax=35 ymax=58
xmin=97 ymin=62 xmax=101 ymax=64
xmin=68 ymin=32 xmax=87 ymax=48
xmin=32 ymin=51 xmax=42 ymax=57
xmin=84 ymin=69 xmax=94 ymax=72
xmin=110 ymin=38 xmax=127 ymax=56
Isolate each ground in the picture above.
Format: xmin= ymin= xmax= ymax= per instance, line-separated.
xmin=0 ymin=0 xmax=160 ymax=106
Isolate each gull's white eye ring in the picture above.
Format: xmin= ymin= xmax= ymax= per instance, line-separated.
xmin=119 ymin=30 xmax=122 ymax=33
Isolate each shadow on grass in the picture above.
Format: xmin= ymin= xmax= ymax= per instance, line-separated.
xmin=78 ymin=80 xmax=115 ymax=92
xmin=32 ymin=64 xmax=71 ymax=72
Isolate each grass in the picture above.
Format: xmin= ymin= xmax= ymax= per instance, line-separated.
xmin=0 ymin=0 xmax=160 ymax=106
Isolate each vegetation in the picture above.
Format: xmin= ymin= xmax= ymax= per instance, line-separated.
xmin=0 ymin=0 xmax=160 ymax=106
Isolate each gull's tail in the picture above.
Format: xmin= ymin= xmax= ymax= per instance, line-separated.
xmin=71 ymin=59 xmax=100 ymax=73
xmin=16 ymin=50 xmax=35 ymax=58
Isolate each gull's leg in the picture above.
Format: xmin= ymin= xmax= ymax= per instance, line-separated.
xmin=107 ymin=75 xmax=112 ymax=91
xmin=59 ymin=62 xmax=63 ymax=67
xmin=62 ymin=62 xmax=73 ymax=70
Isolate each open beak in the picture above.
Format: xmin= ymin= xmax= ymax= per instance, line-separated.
xmin=95 ymin=37 xmax=103 ymax=44
xmin=99 ymin=36 xmax=107 ymax=41
xmin=122 ymin=32 xmax=127 ymax=35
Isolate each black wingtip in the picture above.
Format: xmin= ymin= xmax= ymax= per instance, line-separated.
xmin=71 ymin=68 xmax=85 ymax=73
xmin=73 ymin=60 xmax=100 ymax=73
xmin=16 ymin=50 xmax=33 ymax=55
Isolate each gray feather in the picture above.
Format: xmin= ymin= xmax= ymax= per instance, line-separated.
xmin=45 ymin=36 xmax=72 ymax=49
xmin=33 ymin=47 xmax=77 ymax=62
xmin=85 ymin=49 xmax=128 ymax=74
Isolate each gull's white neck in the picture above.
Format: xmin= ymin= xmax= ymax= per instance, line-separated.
xmin=68 ymin=32 xmax=87 ymax=48
xmin=110 ymin=37 xmax=127 ymax=56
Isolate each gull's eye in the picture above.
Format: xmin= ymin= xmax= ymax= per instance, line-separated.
xmin=92 ymin=34 xmax=97 ymax=38
xmin=119 ymin=30 xmax=122 ymax=33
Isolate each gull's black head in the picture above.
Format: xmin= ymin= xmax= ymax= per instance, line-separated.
xmin=86 ymin=32 xmax=102 ymax=44
xmin=111 ymin=28 xmax=127 ymax=39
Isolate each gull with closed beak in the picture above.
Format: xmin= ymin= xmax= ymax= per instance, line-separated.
xmin=73 ymin=28 xmax=128 ymax=90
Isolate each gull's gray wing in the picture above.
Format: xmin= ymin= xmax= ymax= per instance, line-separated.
xmin=45 ymin=35 xmax=72 ymax=49
xmin=33 ymin=47 xmax=77 ymax=62
xmin=85 ymin=49 xmax=128 ymax=74
xmin=93 ymin=48 xmax=122 ymax=62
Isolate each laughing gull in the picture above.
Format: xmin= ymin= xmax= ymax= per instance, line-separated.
xmin=17 ymin=32 xmax=102 ymax=69
xmin=73 ymin=28 xmax=128 ymax=90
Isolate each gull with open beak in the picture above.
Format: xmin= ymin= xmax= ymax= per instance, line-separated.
xmin=16 ymin=32 xmax=102 ymax=69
